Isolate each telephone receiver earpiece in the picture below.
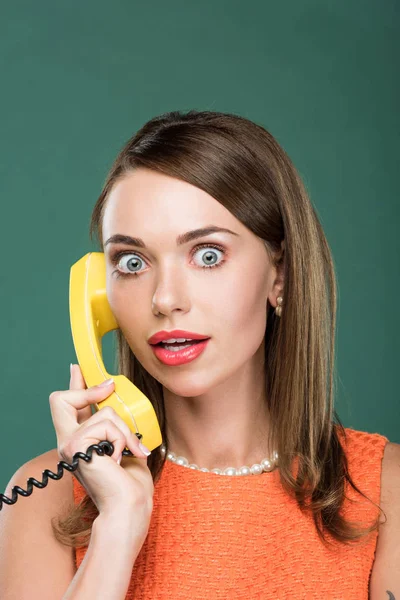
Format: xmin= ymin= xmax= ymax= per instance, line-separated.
xmin=69 ymin=252 xmax=162 ymax=452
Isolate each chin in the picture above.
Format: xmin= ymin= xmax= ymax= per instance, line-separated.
xmin=161 ymin=373 xmax=216 ymax=398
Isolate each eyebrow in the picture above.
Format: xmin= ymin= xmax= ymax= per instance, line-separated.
xmin=104 ymin=226 xmax=239 ymax=249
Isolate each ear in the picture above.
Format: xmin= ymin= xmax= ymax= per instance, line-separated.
xmin=267 ymin=240 xmax=285 ymax=309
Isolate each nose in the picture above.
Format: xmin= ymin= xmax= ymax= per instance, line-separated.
xmin=151 ymin=265 xmax=190 ymax=317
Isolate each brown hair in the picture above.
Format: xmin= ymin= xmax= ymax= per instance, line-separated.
xmin=52 ymin=110 xmax=385 ymax=550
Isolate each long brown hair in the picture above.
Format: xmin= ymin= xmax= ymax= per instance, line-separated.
xmin=52 ymin=110 xmax=385 ymax=549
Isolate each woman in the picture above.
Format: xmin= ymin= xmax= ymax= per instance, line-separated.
xmin=1 ymin=110 xmax=399 ymax=599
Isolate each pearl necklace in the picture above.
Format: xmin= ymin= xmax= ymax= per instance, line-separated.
xmin=160 ymin=444 xmax=279 ymax=476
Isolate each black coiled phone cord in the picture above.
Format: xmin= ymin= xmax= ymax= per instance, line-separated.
xmin=0 ymin=436 xmax=142 ymax=511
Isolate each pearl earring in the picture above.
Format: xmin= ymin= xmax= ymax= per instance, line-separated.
xmin=275 ymin=296 xmax=283 ymax=317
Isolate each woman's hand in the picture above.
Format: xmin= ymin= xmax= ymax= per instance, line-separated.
xmin=49 ymin=365 xmax=154 ymax=536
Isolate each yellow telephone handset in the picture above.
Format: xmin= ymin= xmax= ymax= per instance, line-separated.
xmin=69 ymin=252 xmax=162 ymax=452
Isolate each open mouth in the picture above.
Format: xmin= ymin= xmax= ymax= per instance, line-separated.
xmin=150 ymin=337 xmax=211 ymax=365
xmin=155 ymin=339 xmax=208 ymax=349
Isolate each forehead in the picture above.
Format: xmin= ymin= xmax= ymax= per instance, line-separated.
xmin=102 ymin=168 xmax=244 ymax=239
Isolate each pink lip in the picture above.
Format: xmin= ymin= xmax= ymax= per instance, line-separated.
xmin=150 ymin=339 xmax=210 ymax=366
xmin=148 ymin=329 xmax=210 ymax=345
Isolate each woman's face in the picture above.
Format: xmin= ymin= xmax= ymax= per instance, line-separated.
xmin=102 ymin=167 xmax=279 ymax=397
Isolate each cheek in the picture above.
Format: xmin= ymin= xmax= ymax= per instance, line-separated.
xmin=227 ymin=294 xmax=266 ymax=343
xmin=215 ymin=278 xmax=267 ymax=352
xmin=107 ymin=288 xmax=147 ymax=345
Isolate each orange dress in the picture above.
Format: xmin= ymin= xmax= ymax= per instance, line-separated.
xmin=73 ymin=427 xmax=388 ymax=599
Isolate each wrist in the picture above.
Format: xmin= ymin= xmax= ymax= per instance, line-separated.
xmin=94 ymin=509 xmax=148 ymax=553
xmin=95 ymin=508 xmax=136 ymax=531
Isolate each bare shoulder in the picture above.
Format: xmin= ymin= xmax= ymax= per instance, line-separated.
xmin=369 ymin=441 xmax=400 ymax=595
xmin=7 ymin=447 xmax=74 ymax=505
xmin=380 ymin=441 xmax=400 ymax=509
xmin=0 ymin=448 xmax=77 ymax=599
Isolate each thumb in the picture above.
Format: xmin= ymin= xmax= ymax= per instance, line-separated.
xmin=70 ymin=363 xmax=93 ymax=424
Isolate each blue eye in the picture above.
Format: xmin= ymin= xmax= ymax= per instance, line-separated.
xmin=116 ymin=254 xmax=143 ymax=275
xmin=192 ymin=245 xmax=224 ymax=268
xmin=111 ymin=243 xmax=226 ymax=279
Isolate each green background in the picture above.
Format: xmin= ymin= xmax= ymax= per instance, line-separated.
xmin=1 ymin=1 xmax=398 ymax=494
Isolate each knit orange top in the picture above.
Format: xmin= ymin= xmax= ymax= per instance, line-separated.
xmin=72 ymin=427 xmax=388 ymax=599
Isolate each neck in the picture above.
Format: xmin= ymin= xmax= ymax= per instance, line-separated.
xmin=162 ymin=351 xmax=274 ymax=471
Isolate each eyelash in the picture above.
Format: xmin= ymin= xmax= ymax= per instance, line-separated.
xmin=110 ymin=243 xmax=227 ymax=279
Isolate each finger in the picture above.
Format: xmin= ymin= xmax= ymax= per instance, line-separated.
xmin=69 ymin=419 xmax=145 ymax=463
xmin=50 ymin=378 xmax=116 ymax=438
xmin=70 ymin=364 xmax=92 ymax=424
xmin=69 ymin=363 xmax=87 ymax=391
xmin=78 ymin=405 xmax=146 ymax=457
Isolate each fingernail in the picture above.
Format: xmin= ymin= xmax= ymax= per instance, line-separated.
xmin=117 ymin=454 xmax=122 ymax=465
xmin=139 ymin=442 xmax=151 ymax=456
xmin=97 ymin=378 xmax=114 ymax=387
xmin=70 ymin=363 xmax=73 ymax=375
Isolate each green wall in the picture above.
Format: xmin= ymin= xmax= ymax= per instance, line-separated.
xmin=1 ymin=0 xmax=398 ymax=494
